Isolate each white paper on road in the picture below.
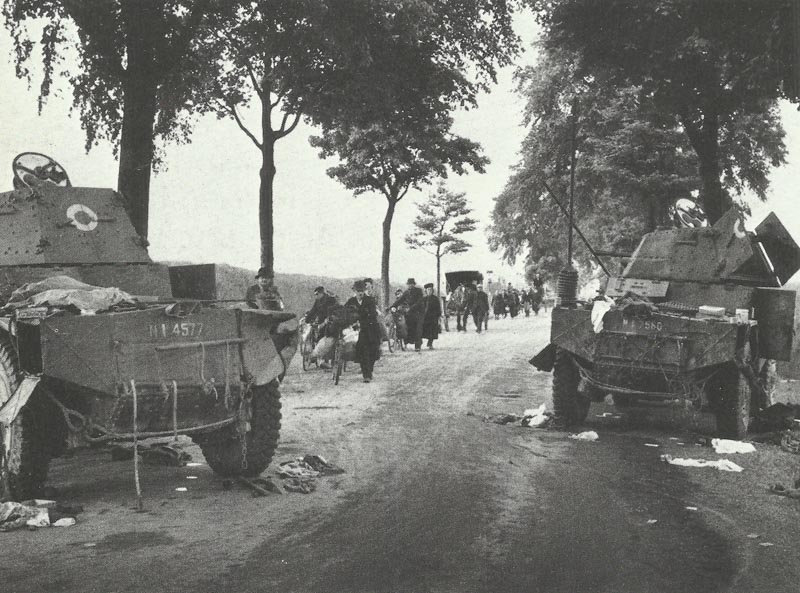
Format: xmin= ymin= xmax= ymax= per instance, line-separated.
xmin=660 ymin=454 xmax=743 ymax=472
xmin=569 ymin=431 xmax=599 ymax=441
xmin=711 ymin=438 xmax=756 ymax=454
xmin=521 ymin=404 xmax=550 ymax=427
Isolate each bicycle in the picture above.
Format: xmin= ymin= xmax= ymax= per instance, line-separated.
xmin=299 ymin=320 xmax=318 ymax=371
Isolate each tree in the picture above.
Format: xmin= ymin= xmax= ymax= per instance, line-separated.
xmin=528 ymin=0 xmax=791 ymax=223
xmin=198 ymin=0 xmax=520 ymax=275
xmin=311 ymin=117 xmax=488 ymax=309
xmin=4 ymin=0 xmax=217 ymax=238
xmin=488 ymin=44 xmax=699 ymax=276
xmin=404 ymin=183 xmax=478 ymax=296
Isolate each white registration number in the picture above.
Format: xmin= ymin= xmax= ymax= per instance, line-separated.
xmin=148 ymin=322 xmax=204 ymax=338
xmin=622 ymin=318 xmax=663 ymax=332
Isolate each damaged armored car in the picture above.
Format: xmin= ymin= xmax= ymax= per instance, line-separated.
xmin=531 ymin=202 xmax=799 ymax=439
xmin=0 ymin=153 xmax=297 ymax=500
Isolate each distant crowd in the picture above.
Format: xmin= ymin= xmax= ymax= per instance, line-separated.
xmin=244 ymin=268 xmax=548 ymax=383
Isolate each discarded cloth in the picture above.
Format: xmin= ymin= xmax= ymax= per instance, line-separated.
xmin=521 ymin=404 xmax=552 ymax=428
xmin=660 ymin=454 xmax=743 ymax=472
xmin=711 ymin=439 xmax=756 ymax=454
xmin=283 ymin=477 xmax=317 ymax=494
xmin=569 ymin=431 xmax=599 ymax=441
xmin=5 ymin=275 xmax=135 ymax=314
xmin=301 ymin=454 xmax=345 ymax=475
xmin=277 ymin=460 xmax=320 ymax=480
xmin=0 ymin=501 xmax=50 ymax=531
xmin=591 ymin=297 xmax=614 ymax=333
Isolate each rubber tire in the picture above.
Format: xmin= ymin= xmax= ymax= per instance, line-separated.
xmin=0 ymin=336 xmax=53 ymax=500
xmin=195 ymin=381 xmax=282 ymax=478
xmin=552 ymin=347 xmax=582 ymax=426
xmin=714 ymin=364 xmax=752 ymax=440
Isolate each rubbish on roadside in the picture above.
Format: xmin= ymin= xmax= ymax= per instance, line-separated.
xmin=26 ymin=509 xmax=51 ymax=528
xmin=301 ymin=454 xmax=345 ymax=475
xmin=83 ymin=542 xmax=97 ymax=547
xmin=768 ymin=483 xmax=800 ymax=499
xmin=186 ymin=476 xmax=198 ymax=480
xmin=521 ymin=404 xmax=552 ymax=428
xmin=20 ymin=499 xmax=56 ymax=509
xmin=711 ymin=438 xmax=756 ymax=454
xmin=669 ymin=437 xmax=680 ymax=441
xmin=277 ymin=460 xmax=320 ymax=480
xmin=484 ymin=413 xmax=522 ymax=425
xmin=186 ymin=462 xmax=204 ymax=467
xmin=53 ymin=518 xmax=76 ymax=527
xmin=644 ymin=443 xmax=660 ymax=448
xmin=780 ymin=430 xmax=800 ymax=454
xmin=685 ymin=506 xmax=698 ymax=511
xmin=660 ymin=454 xmax=743 ymax=472
xmin=759 ymin=542 xmax=775 ymax=547
xmin=646 ymin=519 xmax=658 ymax=524
xmin=747 ymin=533 xmax=760 ymax=539
xmin=174 ymin=487 xmax=188 ymax=492
xmin=1 ymin=501 xmax=57 ymax=532
xmin=111 ymin=442 xmax=192 ymax=466
xmin=569 ymin=431 xmax=599 ymax=441
xmin=237 ymin=476 xmax=281 ymax=497
xmin=283 ymin=477 xmax=317 ymax=494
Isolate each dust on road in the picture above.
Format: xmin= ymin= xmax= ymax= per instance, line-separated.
xmin=2 ymin=313 xmax=799 ymax=593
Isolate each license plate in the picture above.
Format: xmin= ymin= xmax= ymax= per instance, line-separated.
xmin=148 ymin=321 xmax=204 ymax=339
xmin=621 ymin=317 xmax=663 ymax=332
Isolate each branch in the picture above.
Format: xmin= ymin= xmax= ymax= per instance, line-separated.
xmin=245 ymin=59 xmax=265 ymax=101
xmin=229 ymin=102 xmax=262 ymax=150
xmin=276 ymin=109 xmax=302 ymax=139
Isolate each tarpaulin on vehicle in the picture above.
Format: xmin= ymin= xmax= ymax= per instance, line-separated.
xmin=4 ymin=275 xmax=135 ymax=313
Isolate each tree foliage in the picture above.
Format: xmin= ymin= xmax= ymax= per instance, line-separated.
xmin=527 ymin=0 xmax=791 ymax=223
xmin=488 ymin=44 xmax=699 ymax=277
xmin=3 ymin=0 xmax=217 ymax=237
xmin=405 ymin=183 xmax=478 ymax=295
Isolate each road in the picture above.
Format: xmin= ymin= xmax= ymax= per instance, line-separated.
xmin=2 ymin=312 xmax=800 ymax=593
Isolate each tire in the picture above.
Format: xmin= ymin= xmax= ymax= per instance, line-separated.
xmin=713 ymin=364 xmax=752 ymax=439
xmin=552 ymin=347 xmax=583 ymax=426
xmin=0 ymin=335 xmax=53 ymax=500
xmin=195 ymin=381 xmax=282 ymax=478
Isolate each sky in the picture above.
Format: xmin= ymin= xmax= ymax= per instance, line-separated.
xmin=0 ymin=13 xmax=798 ymax=287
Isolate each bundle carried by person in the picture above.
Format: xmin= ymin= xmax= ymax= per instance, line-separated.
xmin=326 ymin=303 xmax=357 ymax=334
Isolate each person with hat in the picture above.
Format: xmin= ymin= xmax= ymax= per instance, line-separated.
xmin=471 ymin=283 xmax=490 ymax=333
xmin=246 ymin=267 xmax=284 ymax=311
xmin=362 ymin=277 xmax=389 ymax=358
xmin=447 ymin=282 xmax=467 ymax=332
xmin=345 ymin=280 xmax=381 ymax=382
xmin=391 ymin=278 xmax=425 ymax=352
xmin=305 ymin=286 xmax=338 ymax=326
xmin=421 ymin=283 xmax=442 ymax=349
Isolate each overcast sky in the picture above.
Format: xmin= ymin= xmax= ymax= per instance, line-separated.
xmin=1 ymin=14 xmax=798 ymax=287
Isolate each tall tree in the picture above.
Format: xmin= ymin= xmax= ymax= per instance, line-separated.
xmin=199 ymin=0 xmax=519 ymax=275
xmin=528 ymin=0 xmax=791 ymax=223
xmin=489 ymin=44 xmax=699 ymax=276
xmin=4 ymin=0 xmax=215 ymax=238
xmin=311 ymin=117 xmax=487 ymax=308
xmin=405 ymin=183 xmax=478 ymax=296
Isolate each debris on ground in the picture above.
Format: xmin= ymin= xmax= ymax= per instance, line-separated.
xmin=660 ymin=454 xmax=743 ymax=472
xmin=301 ymin=454 xmax=345 ymax=475
xmin=283 ymin=477 xmax=317 ymax=494
xmin=110 ymin=442 xmax=192 ymax=466
xmin=768 ymin=483 xmax=800 ymax=499
xmin=1 ymin=500 xmax=81 ymax=532
xmin=711 ymin=439 xmax=756 ymax=454
xmin=569 ymin=431 xmax=599 ymax=442
xmin=483 ymin=405 xmax=552 ymax=428
xmin=780 ymin=430 xmax=800 ymax=454
xmin=750 ymin=403 xmax=800 ymax=433
xmin=237 ymin=476 xmax=282 ymax=497
xmin=277 ymin=460 xmax=320 ymax=480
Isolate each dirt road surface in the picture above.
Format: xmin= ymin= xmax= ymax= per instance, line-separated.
xmin=3 ymin=313 xmax=800 ymax=593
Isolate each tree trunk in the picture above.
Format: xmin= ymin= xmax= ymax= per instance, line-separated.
xmin=381 ymin=197 xmax=398 ymax=310
xmin=436 ymin=249 xmax=441 ymax=298
xmin=118 ymin=0 xmax=159 ymax=239
xmin=260 ymin=98 xmax=276 ymax=275
xmin=683 ymin=110 xmax=730 ymax=224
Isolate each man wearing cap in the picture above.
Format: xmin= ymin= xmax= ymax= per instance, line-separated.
xmin=472 ymin=283 xmax=490 ymax=333
xmin=421 ymin=283 xmax=442 ymax=349
xmin=246 ymin=268 xmax=284 ymax=311
xmin=345 ymin=280 xmax=381 ymax=382
xmin=391 ymin=278 xmax=424 ymax=352
xmin=305 ymin=286 xmax=338 ymax=326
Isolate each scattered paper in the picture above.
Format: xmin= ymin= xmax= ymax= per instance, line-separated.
xmin=646 ymin=519 xmax=658 ymax=525
xmin=175 ymin=487 xmax=188 ymax=492
xmin=660 ymin=455 xmax=743 ymax=472
xmin=685 ymin=506 xmax=698 ymax=511
xmin=569 ymin=431 xmax=599 ymax=441
xmin=711 ymin=439 xmax=756 ymax=454
xmin=644 ymin=443 xmax=660 ymax=448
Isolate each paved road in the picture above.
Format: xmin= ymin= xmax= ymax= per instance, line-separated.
xmin=3 ymin=313 xmax=799 ymax=593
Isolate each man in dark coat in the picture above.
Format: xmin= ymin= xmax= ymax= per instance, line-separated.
xmin=246 ymin=268 xmax=284 ymax=311
xmin=448 ymin=283 xmax=467 ymax=331
xmin=345 ymin=280 xmax=381 ymax=382
xmin=304 ymin=286 xmax=338 ymax=326
xmin=421 ymin=283 xmax=442 ymax=349
xmin=492 ymin=290 xmax=505 ymax=320
xmin=391 ymin=278 xmax=424 ymax=352
xmin=472 ymin=283 xmax=490 ymax=333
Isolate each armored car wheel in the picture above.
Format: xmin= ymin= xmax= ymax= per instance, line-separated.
xmin=0 ymin=336 xmax=53 ymax=500
xmin=552 ymin=347 xmax=588 ymax=425
xmin=194 ymin=381 xmax=282 ymax=478
xmin=714 ymin=364 xmax=752 ymax=440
